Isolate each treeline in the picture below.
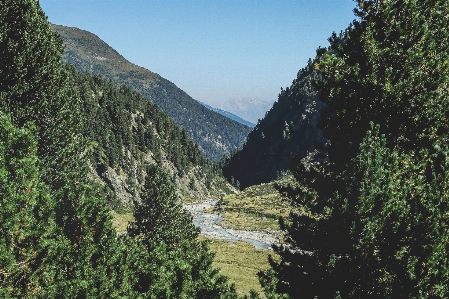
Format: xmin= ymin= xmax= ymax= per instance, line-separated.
xmin=258 ymin=1 xmax=449 ymax=298
xmin=65 ymin=65 xmax=230 ymax=208
xmin=0 ymin=1 xmax=246 ymax=297
xmin=222 ymin=60 xmax=324 ymax=189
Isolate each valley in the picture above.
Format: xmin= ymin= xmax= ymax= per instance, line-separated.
xmin=112 ymin=183 xmax=287 ymax=296
xmin=50 ymin=23 xmax=292 ymax=296
xmin=4 ymin=1 xmax=449 ymax=298
xmin=185 ymin=200 xmax=279 ymax=250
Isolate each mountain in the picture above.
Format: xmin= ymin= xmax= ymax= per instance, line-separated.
xmin=65 ymin=65 xmax=234 ymax=208
xmin=210 ymin=97 xmax=274 ymax=124
xmin=199 ymin=101 xmax=255 ymax=127
xmin=50 ymin=23 xmax=252 ymax=162
xmin=222 ymin=60 xmax=324 ymax=189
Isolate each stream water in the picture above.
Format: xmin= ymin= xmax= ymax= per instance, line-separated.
xmin=184 ymin=200 xmax=279 ymax=250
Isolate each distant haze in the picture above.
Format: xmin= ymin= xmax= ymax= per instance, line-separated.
xmin=210 ymin=97 xmax=273 ymax=124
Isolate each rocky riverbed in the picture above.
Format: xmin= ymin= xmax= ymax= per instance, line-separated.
xmin=184 ymin=200 xmax=281 ymax=250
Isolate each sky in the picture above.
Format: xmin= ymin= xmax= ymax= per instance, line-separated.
xmin=40 ymin=0 xmax=357 ymax=108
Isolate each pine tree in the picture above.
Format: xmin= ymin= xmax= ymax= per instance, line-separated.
xmin=128 ymin=164 xmax=240 ymax=298
xmin=128 ymin=164 xmax=198 ymax=246
xmin=0 ymin=112 xmax=56 ymax=297
xmin=0 ymin=1 xmax=123 ymax=296
xmin=0 ymin=0 xmax=80 ymax=191
xmin=349 ymin=124 xmax=449 ymax=297
xmin=263 ymin=0 xmax=449 ymax=298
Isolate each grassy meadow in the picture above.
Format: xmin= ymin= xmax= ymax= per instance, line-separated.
xmin=110 ymin=179 xmax=292 ymax=296
xmin=204 ymin=238 xmax=280 ymax=297
xmin=210 ymin=180 xmax=292 ymax=232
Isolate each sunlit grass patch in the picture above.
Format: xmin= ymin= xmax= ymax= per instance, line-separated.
xmin=213 ymin=181 xmax=292 ymax=231
xmin=216 ymin=210 xmax=280 ymax=231
xmin=203 ymin=237 xmax=280 ymax=297
xmin=110 ymin=210 xmax=134 ymax=232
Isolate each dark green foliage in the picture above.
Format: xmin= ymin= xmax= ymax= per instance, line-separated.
xmin=0 ymin=112 xmax=56 ymax=297
xmin=258 ymin=268 xmax=288 ymax=299
xmin=128 ymin=164 xmax=198 ymax=246
xmin=1 ymin=1 xmax=237 ymax=297
xmin=0 ymin=1 xmax=122 ymax=296
xmin=6 ymin=1 xmax=140 ymax=297
xmin=264 ymin=1 xmax=449 ymax=298
xmin=223 ymin=60 xmax=324 ymax=189
xmin=128 ymin=165 xmax=241 ymax=298
xmin=315 ymin=0 xmax=449 ymax=165
xmin=350 ymin=125 xmax=449 ymax=297
xmin=0 ymin=0 xmax=81 ymax=194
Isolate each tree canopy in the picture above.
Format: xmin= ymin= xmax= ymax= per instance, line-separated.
xmin=262 ymin=1 xmax=449 ymax=298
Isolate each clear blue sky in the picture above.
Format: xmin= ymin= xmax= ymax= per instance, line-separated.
xmin=40 ymin=0 xmax=357 ymax=107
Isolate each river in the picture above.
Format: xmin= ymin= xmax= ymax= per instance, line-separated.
xmin=184 ymin=200 xmax=280 ymax=250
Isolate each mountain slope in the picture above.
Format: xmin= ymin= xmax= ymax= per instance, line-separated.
xmin=50 ymin=23 xmax=252 ymax=161
xmin=222 ymin=60 xmax=324 ymax=189
xmin=65 ymin=65 xmax=234 ymax=207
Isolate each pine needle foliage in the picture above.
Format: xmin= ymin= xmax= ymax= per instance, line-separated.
xmin=0 ymin=113 xmax=56 ymax=298
xmin=128 ymin=164 xmax=241 ymax=298
xmin=262 ymin=1 xmax=449 ymax=298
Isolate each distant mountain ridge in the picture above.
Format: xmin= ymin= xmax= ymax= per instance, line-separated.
xmin=199 ymin=101 xmax=255 ymax=128
xmin=211 ymin=97 xmax=274 ymax=124
xmin=50 ymin=23 xmax=252 ymax=161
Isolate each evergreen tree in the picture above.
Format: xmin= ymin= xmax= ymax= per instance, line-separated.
xmin=0 ymin=112 xmax=56 ymax=297
xmin=263 ymin=1 xmax=449 ymax=298
xmin=0 ymin=1 xmax=123 ymax=296
xmin=128 ymin=164 xmax=198 ymax=246
xmin=350 ymin=124 xmax=449 ymax=297
xmin=0 ymin=0 xmax=80 ymax=191
xmin=128 ymin=164 xmax=240 ymax=298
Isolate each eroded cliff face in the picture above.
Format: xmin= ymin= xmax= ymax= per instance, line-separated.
xmin=90 ymin=158 xmax=234 ymax=209
xmin=223 ymin=61 xmax=324 ymax=189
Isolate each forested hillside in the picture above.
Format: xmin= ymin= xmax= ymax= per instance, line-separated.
xmin=65 ymin=65 xmax=233 ymax=208
xmin=50 ymin=24 xmax=253 ymax=161
xmin=222 ymin=60 xmax=324 ymax=189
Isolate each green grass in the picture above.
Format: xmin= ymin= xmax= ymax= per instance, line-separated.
xmin=110 ymin=211 xmax=134 ymax=232
xmin=211 ymin=181 xmax=292 ymax=231
xmin=204 ymin=237 xmax=280 ymax=297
